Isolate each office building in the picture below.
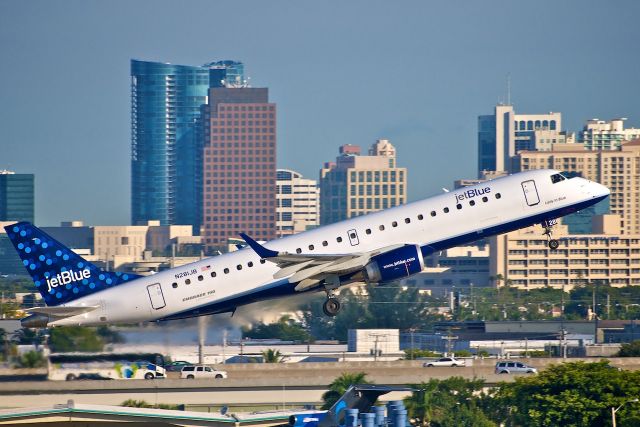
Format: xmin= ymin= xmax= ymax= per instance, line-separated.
xmin=478 ymin=104 xmax=571 ymax=176
xmin=513 ymin=140 xmax=640 ymax=235
xmin=319 ymin=140 xmax=406 ymax=225
xmin=0 ymin=170 xmax=34 ymax=224
xmin=131 ymin=59 xmax=244 ymax=232
xmin=489 ymin=216 xmax=640 ymax=289
xmin=276 ymin=169 xmax=319 ymax=237
xmin=580 ymin=118 xmax=640 ymax=150
xmin=202 ymin=87 xmax=277 ymax=250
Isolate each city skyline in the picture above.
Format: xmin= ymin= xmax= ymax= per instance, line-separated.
xmin=1 ymin=0 xmax=639 ymax=226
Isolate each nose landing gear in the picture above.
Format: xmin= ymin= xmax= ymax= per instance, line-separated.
xmin=542 ymin=219 xmax=559 ymax=250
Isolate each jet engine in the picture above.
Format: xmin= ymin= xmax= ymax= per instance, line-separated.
xmin=364 ymin=244 xmax=425 ymax=284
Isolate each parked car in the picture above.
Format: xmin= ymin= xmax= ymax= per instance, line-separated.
xmin=423 ymin=357 xmax=466 ymax=367
xmin=180 ymin=365 xmax=228 ymax=379
xmin=495 ymin=361 xmax=537 ymax=374
xmin=165 ymin=361 xmax=191 ymax=372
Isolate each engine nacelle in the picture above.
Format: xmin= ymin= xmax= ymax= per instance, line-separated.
xmin=21 ymin=313 xmax=50 ymax=328
xmin=364 ymin=244 xmax=425 ymax=284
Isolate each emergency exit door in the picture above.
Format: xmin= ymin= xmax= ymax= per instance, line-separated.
xmin=147 ymin=283 xmax=166 ymax=310
xmin=521 ymin=180 xmax=540 ymax=206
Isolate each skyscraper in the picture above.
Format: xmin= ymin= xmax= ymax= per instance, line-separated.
xmin=478 ymin=104 xmax=568 ymax=176
xmin=319 ymin=140 xmax=406 ymax=225
xmin=130 ymin=59 xmax=244 ymax=232
xmin=276 ymin=169 xmax=319 ymax=237
xmin=202 ymin=87 xmax=277 ymax=250
xmin=0 ymin=170 xmax=34 ymax=223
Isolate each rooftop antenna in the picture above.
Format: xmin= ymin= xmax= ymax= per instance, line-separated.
xmin=506 ymin=73 xmax=512 ymax=106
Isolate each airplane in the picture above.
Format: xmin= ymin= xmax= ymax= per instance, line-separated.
xmin=5 ymin=169 xmax=609 ymax=328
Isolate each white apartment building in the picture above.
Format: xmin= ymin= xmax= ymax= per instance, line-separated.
xmin=580 ymin=118 xmax=640 ymax=150
xmin=276 ymin=169 xmax=319 ymax=237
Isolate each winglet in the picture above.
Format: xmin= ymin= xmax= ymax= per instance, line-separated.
xmin=239 ymin=233 xmax=279 ymax=259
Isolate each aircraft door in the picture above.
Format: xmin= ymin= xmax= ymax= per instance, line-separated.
xmin=147 ymin=283 xmax=166 ymax=310
xmin=347 ymin=229 xmax=360 ymax=246
xmin=521 ymin=180 xmax=540 ymax=206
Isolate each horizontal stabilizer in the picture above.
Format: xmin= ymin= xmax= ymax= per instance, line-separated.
xmin=26 ymin=305 xmax=99 ymax=318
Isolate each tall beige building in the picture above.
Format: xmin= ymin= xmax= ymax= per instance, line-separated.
xmin=490 ymin=216 xmax=640 ymax=289
xmin=513 ymin=140 xmax=640 ymax=235
xmin=276 ymin=169 xmax=319 ymax=237
xmin=319 ymin=140 xmax=407 ymax=225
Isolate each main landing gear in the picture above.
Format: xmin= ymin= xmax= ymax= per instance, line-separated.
xmin=542 ymin=219 xmax=559 ymax=250
xmin=322 ymin=275 xmax=342 ymax=317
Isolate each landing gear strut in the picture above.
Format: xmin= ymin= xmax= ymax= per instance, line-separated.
xmin=542 ymin=219 xmax=559 ymax=250
xmin=322 ymin=275 xmax=341 ymax=317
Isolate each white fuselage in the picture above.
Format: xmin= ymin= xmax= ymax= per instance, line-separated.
xmin=51 ymin=169 xmax=609 ymax=326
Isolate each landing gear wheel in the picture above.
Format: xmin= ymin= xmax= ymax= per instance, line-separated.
xmin=322 ymin=297 xmax=341 ymax=317
xmin=548 ymin=239 xmax=559 ymax=250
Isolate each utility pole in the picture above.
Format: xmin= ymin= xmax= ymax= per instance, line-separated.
xmin=606 ymin=293 xmax=611 ymax=319
xmin=561 ymin=284 xmax=565 ymax=318
xmin=592 ymin=285 xmax=597 ymax=320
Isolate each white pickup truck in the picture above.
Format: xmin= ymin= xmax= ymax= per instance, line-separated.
xmin=422 ymin=357 xmax=466 ymax=367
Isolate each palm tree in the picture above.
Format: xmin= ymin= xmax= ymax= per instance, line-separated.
xmin=321 ymin=372 xmax=371 ymax=409
xmin=261 ymin=348 xmax=285 ymax=363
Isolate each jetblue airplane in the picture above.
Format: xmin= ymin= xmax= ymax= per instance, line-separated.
xmin=6 ymin=169 xmax=608 ymax=328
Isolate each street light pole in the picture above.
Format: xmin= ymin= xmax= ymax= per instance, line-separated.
xmin=612 ymin=398 xmax=639 ymax=427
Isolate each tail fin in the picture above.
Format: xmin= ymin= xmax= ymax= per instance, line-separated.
xmin=3 ymin=222 xmax=141 ymax=306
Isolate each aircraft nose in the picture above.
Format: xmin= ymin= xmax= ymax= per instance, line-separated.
xmin=591 ymin=182 xmax=610 ymax=198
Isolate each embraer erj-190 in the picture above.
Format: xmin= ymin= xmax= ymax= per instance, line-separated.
xmin=6 ymin=169 xmax=609 ymax=328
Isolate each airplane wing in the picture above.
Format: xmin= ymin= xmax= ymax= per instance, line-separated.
xmin=240 ymin=233 xmax=404 ymax=291
xmin=25 ymin=305 xmax=100 ymax=318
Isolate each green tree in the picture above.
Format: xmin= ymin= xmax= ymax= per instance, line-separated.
xmin=261 ymin=348 xmax=285 ymax=363
xmin=49 ymin=326 xmax=104 ymax=352
xmin=405 ymin=377 xmax=495 ymax=427
xmin=489 ymin=361 xmax=640 ymax=426
xmin=16 ymin=350 xmax=46 ymax=368
xmin=242 ymin=315 xmax=312 ymax=342
xmin=321 ymin=372 xmax=371 ymax=409
xmin=404 ymin=349 xmax=440 ymax=360
xmin=617 ymin=340 xmax=640 ymax=357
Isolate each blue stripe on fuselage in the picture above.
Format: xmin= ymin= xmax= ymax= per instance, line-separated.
xmin=159 ymin=195 xmax=608 ymax=321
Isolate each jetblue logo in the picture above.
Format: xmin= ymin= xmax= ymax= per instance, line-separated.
xmin=46 ymin=269 xmax=91 ymax=293
xmin=455 ymin=187 xmax=491 ymax=203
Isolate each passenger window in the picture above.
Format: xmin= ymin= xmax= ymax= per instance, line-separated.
xmin=379 ymin=225 xmax=385 ymax=231
xmin=211 ymin=272 xmax=216 ymax=278
xmin=337 ymin=236 xmax=343 ymax=243
xmin=205 ymin=367 xmax=212 ymax=372
xmin=392 ymin=221 xmax=398 ymax=227
xmin=405 ymin=218 xmax=410 ymax=224
xmin=309 ymin=244 xmax=314 ymax=250
xmin=224 ymin=268 xmax=229 ymax=274
xmin=431 ymin=211 xmax=436 ymax=217
xmin=482 ymin=196 xmax=488 ymax=202
xmin=260 ymin=259 xmax=266 ymax=264
xmin=248 ymin=262 xmax=253 ymax=267
xmin=469 ymin=200 xmax=475 ymax=206
xmin=185 ymin=279 xmax=191 ymax=285
xmin=496 ymin=193 xmax=502 ymax=199
xmin=197 ymin=367 xmax=204 ymax=372
xmin=322 ymin=240 xmax=328 ymax=246
xmin=172 ymin=283 xmax=178 ymax=288
xmin=296 ymin=248 xmax=302 ymax=254
xmin=444 ymin=207 xmax=450 ymax=213
xmin=365 ymin=229 xmax=371 ymax=234
xmin=456 ymin=204 xmax=462 ymax=210
xmin=198 ymin=275 xmax=203 ymax=281
xmin=236 ymin=264 xmax=242 ymax=270
xmin=417 ymin=214 xmax=424 ymax=220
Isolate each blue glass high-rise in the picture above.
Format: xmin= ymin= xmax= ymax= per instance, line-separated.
xmin=131 ymin=59 xmax=244 ymax=232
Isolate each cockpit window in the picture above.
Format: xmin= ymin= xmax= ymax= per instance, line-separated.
xmin=550 ymin=173 xmax=565 ymax=184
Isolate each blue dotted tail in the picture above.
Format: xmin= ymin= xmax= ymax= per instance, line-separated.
xmin=3 ymin=222 xmax=142 ymax=306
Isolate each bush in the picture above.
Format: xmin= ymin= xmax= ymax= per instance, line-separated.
xmin=16 ymin=351 xmax=46 ymax=368
xmin=404 ymin=349 xmax=440 ymax=359
xmin=617 ymin=340 xmax=640 ymax=357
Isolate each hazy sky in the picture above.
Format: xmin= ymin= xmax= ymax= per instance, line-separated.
xmin=1 ymin=0 xmax=639 ymax=226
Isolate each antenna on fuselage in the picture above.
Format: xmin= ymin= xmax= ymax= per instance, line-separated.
xmin=442 ymin=188 xmax=450 ymax=193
